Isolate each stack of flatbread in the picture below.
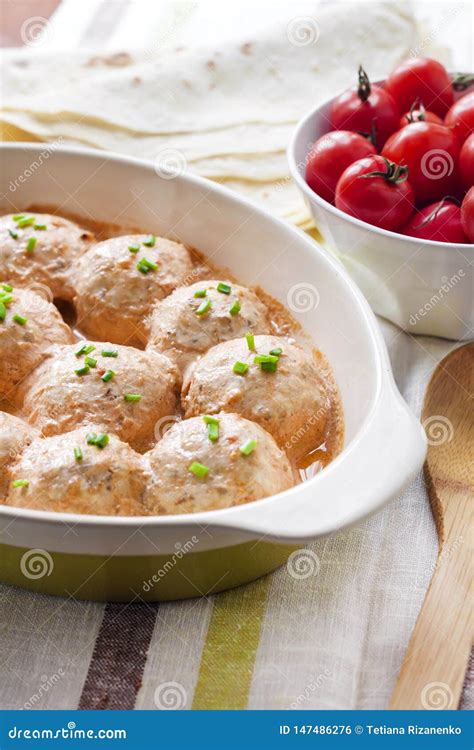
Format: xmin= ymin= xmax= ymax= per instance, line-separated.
xmin=0 ymin=2 xmax=441 ymax=229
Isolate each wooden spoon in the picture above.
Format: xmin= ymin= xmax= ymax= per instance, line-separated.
xmin=390 ymin=342 xmax=473 ymax=710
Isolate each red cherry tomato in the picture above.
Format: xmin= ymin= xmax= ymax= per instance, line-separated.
xmin=385 ymin=57 xmax=453 ymax=117
xmin=445 ymin=92 xmax=474 ymax=145
xmin=399 ymin=100 xmax=443 ymax=128
xmin=401 ymin=199 xmax=468 ymax=243
xmin=459 ymin=134 xmax=474 ymax=190
xmin=335 ymin=155 xmax=414 ymax=231
xmin=461 ymin=187 xmax=474 ymax=241
xmin=382 ymin=122 xmax=460 ymax=204
xmin=330 ymin=66 xmax=399 ymax=148
xmin=305 ymin=130 xmax=376 ymax=204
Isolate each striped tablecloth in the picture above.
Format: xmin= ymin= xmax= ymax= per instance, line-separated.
xmin=0 ymin=0 xmax=472 ymax=711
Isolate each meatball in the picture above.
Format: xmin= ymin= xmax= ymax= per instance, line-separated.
xmin=0 ymin=285 xmax=73 ymax=402
xmin=74 ymin=234 xmax=194 ymax=346
xmin=19 ymin=342 xmax=178 ymax=452
xmin=183 ymin=335 xmax=333 ymax=460
xmin=144 ymin=412 xmax=294 ymax=514
xmin=0 ymin=213 xmax=93 ymax=300
xmin=6 ymin=427 xmax=148 ymax=516
xmin=148 ymin=280 xmax=271 ymax=370
xmin=0 ymin=412 xmax=39 ymax=499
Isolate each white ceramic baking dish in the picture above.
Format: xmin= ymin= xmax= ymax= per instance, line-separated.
xmin=288 ymin=80 xmax=474 ymax=341
xmin=0 ymin=144 xmax=426 ymax=601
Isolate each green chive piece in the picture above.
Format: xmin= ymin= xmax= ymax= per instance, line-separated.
xmin=233 ymin=361 xmax=249 ymax=375
xmin=12 ymin=214 xmax=25 ymax=221
xmin=188 ymin=461 xmax=209 ymax=478
xmin=101 ymin=369 xmax=115 ymax=382
xmin=13 ymin=314 xmax=27 ymax=326
xmin=101 ymin=350 xmax=118 ymax=358
xmin=194 ymin=288 xmax=207 ymax=298
xmin=8 ymin=229 xmax=18 ymax=240
xmin=203 ymin=416 xmax=220 ymax=442
xmin=74 ymin=365 xmax=90 ymax=376
xmin=26 ymin=237 xmax=37 ymax=253
xmin=229 ymin=300 xmax=241 ymax=316
xmin=246 ymin=332 xmax=255 ymax=351
xmin=196 ymin=298 xmax=211 ymax=316
xmin=0 ymin=294 xmax=13 ymax=305
xmin=128 ymin=243 xmax=140 ymax=253
xmin=34 ymin=223 xmax=47 ymax=231
xmin=74 ymin=447 xmax=83 ymax=462
xmin=142 ymin=234 xmax=156 ymax=247
xmin=16 ymin=216 xmax=35 ymax=228
xmin=75 ymin=344 xmax=95 ymax=357
xmin=261 ymin=361 xmax=277 ymax=373
xmin=0 ymin=283 xmax=13 ymax=292
xmin=217 ymin=282 xmax=231 ymax=295
xmin=124 ymin=393 xmax=142 ymax=402
xmin=12 ymin=479 xmax=29 ymax=488
xmin=254 ymin=354 xmax=278 ymax=364
xmin=137 ymin=257 xmax=158 ymax=274
xmin=269 ymin=347 xmax=283 ymax=357
xmin=240 ymin=439 xmax=257 ymax=456
xmin=84 ymin=356 xmax=97 ymax=368
xmin=86 ymin=432 xmax=109 ymax=449
xmin=0 ymin=303 xmax=6 ymax=322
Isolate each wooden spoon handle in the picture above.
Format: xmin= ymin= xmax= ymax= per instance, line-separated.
xmin=390 ymin=490 xmax=472 ymax=709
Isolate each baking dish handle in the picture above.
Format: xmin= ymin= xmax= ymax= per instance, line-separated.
xmin=209 ymin=379 xmax=426 ymax=543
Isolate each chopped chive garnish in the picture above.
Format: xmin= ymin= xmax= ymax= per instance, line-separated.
xmin=26 ymin=237 xmax=37 ymax=253
xmin=254 ymin=354 xmax=278 ymax=364
xmin=75 ymin=344 xmax=95 ymax=357
xmin=240 ymin=439 xmax=257 ymax=456
xmin=142 ymin=234 xmax=156 ymax=247
xmin=233 ymin=361 xmax=249 ymax=375
xmin=128 ymin=243 xmax=141 ymax=253
xmin=229 ymin=300 xmax=241 ymax=316
xmin=124 ymin=393 xmax=142 ymax=402
xmin=102 ymin=349 xmax=118 ymax=358
xmin=0 ymin=303 xmax=6 ymax=322
xmin=8 ymin=229 xmax=18 ymax=240
xmin=74 ymin=365 xmax=90 ymax=376
xmin=217 ymin=282 xmax=232 ymax=295
xmin=13 ymin=314 xmax=27 ymax=326
xmin=269 ymin=347 xmax=283 ymax=357
xmin=16 ymin=216 xmax=35 ymax=228
xmin=86 ymin=432 xmax=109 ymax=449
xmin=12 ymin=479 xmax=29 ymax=488
xmin=246 ymin=332 xmax=255 ymax=351
xmin=84 ymin=356 xmax=97 ymax=368
xmin=101 ymin=369 xmax=115 ymax=382
xmin=1 ymin=283 xmax=13 ymax=292
xmin=34 ymin=223 xmax=47 ymax=230
xmin=74 ymin=447 xmax=83 ymax=462
xmin=137 ymin=257 xmax=158 ymax=274
xmin=261 ymin=361 xmax=277 ymax=372
xmin=196 ymin=298 xmax=211 ymax=316
xmin=203 ymin=415 xmax=220 ymax=441
xmin=194 ymin=288 xmax=207 ymax=298
xmin=188 ymin=461 xmax=209 ymax=478
xmin=0 ymin=294 xmax=13 ymax=305
xmin=12 ymin=214 xmax=25 ymax=221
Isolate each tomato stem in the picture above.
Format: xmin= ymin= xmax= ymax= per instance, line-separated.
xmin=357 ymin=65 xmax=371 ymax=102
xmin=359 ymin=157 xmax=409 ymax=184
xmin=406 ymin=98 xmax=426 ymax=123
xmin=413 ymin=196 xmax=460 ymax=229
xmin=452 ymin=73 xmax=474 ymax=92
xmin=356 ymin=119 xmax=378 ymax=149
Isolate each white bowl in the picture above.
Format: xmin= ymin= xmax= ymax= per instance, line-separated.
xmin=0 ymin=144 xmax=426 ymax=600
xmin=288 ymin=87 xmax=473 ymax=341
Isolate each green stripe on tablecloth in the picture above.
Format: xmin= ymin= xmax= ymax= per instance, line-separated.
xmin=192 ymin=576 xmax=270 ymax=710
